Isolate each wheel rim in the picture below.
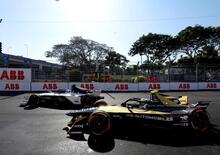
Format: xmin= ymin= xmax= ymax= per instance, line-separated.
xmin=191 ymin=109 xmax=209 ymax=132
xmin=88 ymin=113 xmax=111 ymax=135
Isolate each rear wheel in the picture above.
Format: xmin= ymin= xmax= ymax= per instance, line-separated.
xmin=27 ymin=95 xmax=39 ymax=107
xmin=93 ymin=100 xmax=108 ymax=107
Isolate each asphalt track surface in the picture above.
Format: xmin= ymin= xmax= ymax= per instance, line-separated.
xmin=0 ymin=91 xmax=220 ymax=155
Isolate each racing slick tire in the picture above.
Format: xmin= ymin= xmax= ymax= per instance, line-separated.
xmin=88 ymin=111 xmax=111 ymax=136
xmin=93 ymin=100 xmax=108 ymax=107
xmin=25 ymin=94 xmax=39 ymax=108
xmin=189 ymin=109 xmax=210 ymax=132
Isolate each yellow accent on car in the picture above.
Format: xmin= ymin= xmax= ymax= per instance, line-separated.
xmin=150 ymin=89 xmax=186 ymax=107
xmin=179 ymin=96 xmax=188 ymax=105
xmin=150 ymin=90 xmax=159 ymax=94
xmin=99 ymin=106 xmax=169 ymax=115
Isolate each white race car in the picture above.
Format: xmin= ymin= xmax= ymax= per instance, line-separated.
xmin=20 ymin=85 xmax=106 ymax=109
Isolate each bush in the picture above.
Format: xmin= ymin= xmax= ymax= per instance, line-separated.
xmin=133 ymin=76 xmax=145 ymax=83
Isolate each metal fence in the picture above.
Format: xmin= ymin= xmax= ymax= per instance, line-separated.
xmin=31 ymin=68 xmax=69 ymax=82
xmin=30 ymin=64 xmax=220 ymax=82
xmin=164 ymin=64 xmax=220 ymax=82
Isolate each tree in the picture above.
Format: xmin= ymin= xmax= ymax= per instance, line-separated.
xmin=177 ymin=45 xmax=220 ymax=65
xmin=176 ymin=25 xmax=220 ymax=58
xmin=105 ymin=51 xmax=129 ymax=74
xmin=207 ymin=26 xmax=220 ymax=51
xmin=129 ymin=33 xmax=178 ymax=75
xmin=45 ymin=44 xmax=72 ymax=66
xmin=129 ymin=33 xmax=178 ymax=65
xmin=196 ymin=45 xmax=220 ymax=64
xmin=125 ymin=66 xmax=137 ymax=75
xmin=45 ymin=36 xmax=113 ymax=72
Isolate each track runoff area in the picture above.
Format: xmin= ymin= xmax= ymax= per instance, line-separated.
xmin=0 ymin=91 xmax=220 ymax=155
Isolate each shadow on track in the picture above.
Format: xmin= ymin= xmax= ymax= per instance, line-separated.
xmin=21 ymin=101 xmax=84 ymax=110
xmin=68 ymin=125 xmax=220 ymax=153
xmin=22 ymin=104 xmax=83 ymax=110
xmin=68 ymin=134 xmax=115 ymax=153
xmin=114 ymin=126 xmax=220 ymax=147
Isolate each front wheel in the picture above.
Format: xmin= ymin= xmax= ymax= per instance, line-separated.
xmin=190 ymin=109 xmax=209 ymax=132
xmin=88 ymin=111 xmax=111 ymax=136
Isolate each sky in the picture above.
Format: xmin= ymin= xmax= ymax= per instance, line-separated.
xmin=0 ymin=0 xmax=220 ymax=65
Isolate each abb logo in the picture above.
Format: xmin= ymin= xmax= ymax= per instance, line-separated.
xmin=43 ymin=83 xmax=57 ymax=90
xmin=148 ymin=84 xmax=160 ymax=89
xmin=4 ymin=83 xmax=20 ymax=90
xmin=207 ymin=83 xmax=217 ymax=88
xmin=0 ymin=70 xmax=25 ymax=80
xmin=115 ymin=84 xmax=128 ymax=90
xmin=179 ymin=83 xmax=190 ymax=89
xmin=81 ymin=84 xmax=94 ymax=90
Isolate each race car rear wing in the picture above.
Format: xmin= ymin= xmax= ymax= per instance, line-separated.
xmin=152 ymin=90 xmax=182 ymax=107
xmin=193 ymin=101 xmax=211 ymax=109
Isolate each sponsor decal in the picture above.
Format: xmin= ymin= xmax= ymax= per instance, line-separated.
xmin=148 ymin=84 xmax=160 ymax=89
xmin=74 ymin=125 xmax=83 ymax=128
xmin=0 ymin=70 xmax=24 ymax=80
xmin=173 ymin=123 xmax=189 ymax=127
xmin=4 ymin=83 xmax=20 ymax=90
xmin=72 ymin=107 xmax=97 ymax=113
xmin=81 ymin=84 xmax=94 ymax=90
xmin=179 ymin=83 xmax=190 ymax=89
xmin=180 ymin=115 xmax=188 ymax=121
xmin=207 ymin=83 xmax=217 ymax=89
xmin=115 ymin=84 xmax=128 ymax=90
xmin=125 ymin=114 xmax=173 ymax=121
xmin=43 ymin=83 xmax=57 ymax=90
xmin=112 ymin=114 xmax=123 ymax=119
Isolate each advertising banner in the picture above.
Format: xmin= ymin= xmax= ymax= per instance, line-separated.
xmin=198 ymin=82 xmax=220 ymax=90
xmin=68 ymin=82 xmax=104 ymax=90
xmin=103 ymin=83 xmax=138 ymax=91
xmin=138 ymin=82 xmax=169 ymax=91
xmin=169 ymin=82 xmax=198 ymax=90
xmin=31 ymin=82 xmax=68 ymax=91
xmin=0 ymin=68 xmax=31 ymax=82
xmin=1 ymin=81 xmax=220 ymax=92
xmin=0 ymin=82 xmax=30 ymax=91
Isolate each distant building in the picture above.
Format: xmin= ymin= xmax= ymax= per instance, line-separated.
xmin=0 ymin=53 xmax=69 ymax=81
